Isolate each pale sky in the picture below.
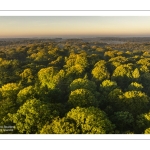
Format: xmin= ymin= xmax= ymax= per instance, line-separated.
xmin=0 ymin=16 xmax=150 ymax=38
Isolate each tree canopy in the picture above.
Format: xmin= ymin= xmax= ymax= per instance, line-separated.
xmin=40 ymin=107 xmax=115 ymax=134
xmin=1 ymin=38 xmax=150 ymax=134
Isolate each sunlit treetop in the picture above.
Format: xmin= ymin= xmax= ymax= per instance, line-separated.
xmin=70 ymin=78 xmax=97 ymax=93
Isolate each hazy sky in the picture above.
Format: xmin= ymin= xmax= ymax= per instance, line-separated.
xmin=1 ymin=16 xmax=150 ymax=38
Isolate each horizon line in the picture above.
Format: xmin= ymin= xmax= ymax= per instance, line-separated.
xmin=1 ymin=36 xmax=150 ymax=39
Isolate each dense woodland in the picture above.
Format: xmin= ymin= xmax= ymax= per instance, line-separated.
xmin=1 ymin=37 xmax=150 ymax=134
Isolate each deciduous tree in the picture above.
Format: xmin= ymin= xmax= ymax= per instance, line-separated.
xmin=40 ymin=107 xmax=115 ymax=134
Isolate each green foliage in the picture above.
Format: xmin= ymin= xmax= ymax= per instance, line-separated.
xmin=128 ymin=82 xmax=143 ymax=91
xmin=0 ymin=98 xmax=18 ymax=126
xmin=132 ymin=68 xmax=140 ymax=79
xmin=111 ymin=64 xmax=134 ymax=89
xmin=104 ymin=50 xmax=118 ymax=60
xmin=65 ymin=54 xmax=89 ymax=79
xmin=19 ymin=68 xmax=34 ymax=86
xmin=107 ymin=88 xmax=123 ymax=112
xmin=99 ymin=80 xmax=118 ymax=110
xmin=92 ymin=60 xmax=110 ymax=82
xmin=100 ymin=80 xmax=118 ymax=93
xmin=52 ymin=69 xmax=66 ymax=88
xmin=137 ymin=58 xmax=150 ymax=66
xmin=75 ymin=54 xmax=89 ymax=69
xmin=41 ymin=107 xmax=115 ymax=134
xmin=64 ymin=52 xmax=76 ymax=68
xmin=29 ymin=49 xmax=49 ymax=64
xmin=111 ymin=111 xmax=134 ymax=133
xmin=87 ymin=54 xmax=103 ymax=67
xmin=36 ymin=86 xmax=63 ymax=103
xmin=1 ymin=39 xmax=150 ymax=134
xmin=0 ymin=59 xmax=20 ymax=86
xmin=112 ymin=64 xmax=133 ymax=78
xmin=109 ymin=56 xmax=128 ymax=64
xmin=70 ymin=78 xmax=97 ymax=93
xmin=120 ymin=91 xmax=149 ymax=116
xmin=9 ymin=99 xmax=58 ymax=133
xmin=17 ymin=86 xmax=35 ymax=104
xmin=66 ymin=107 xmax=115 ymax=134
xmin=0 ymin=83 xmax=20 ymax=99
xmin=136 ymin=112 xmax=150 ymax=133
xmin=68 ymin=89 xmax=98 ymax=108
xmin=140 ymin=72 xmax=150 ymax=96
xmin=139 ymin=65 xmax=149 ymax=73
xmin=38 ymin=67 xmax=57 ymax=89
xmin=0 ymin=83 xmax=20 ymax=126
xmin=108 ymin=88 xmax=123 ymax=103
xmin=144 ymin=128 xmax=150 ymax=134
xmin=40 ymin=117 xmax=80 ymax=134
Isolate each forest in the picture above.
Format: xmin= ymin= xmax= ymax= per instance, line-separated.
xmin=1 ymin=37 xmax=150 ymax=134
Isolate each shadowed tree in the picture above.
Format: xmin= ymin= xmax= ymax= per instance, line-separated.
xmin=119 ymin=91 xmax=149 ymax=116
xmin=0 ymin=59 xmax=20 ymax=86
xmin=19 ymin=68 xmax=34 ymax=86
xmin=140 ymin=72 xmax=150 ymax=96
xmin=99 ymin=80 xmax=118 ymax=109
xmin=105 ymin=88 xmax=124 ymax=114
xmin=110 ymin=111 xmax=134 ymax=133
xmin=135 ymin=112 xmax=150 ymax=133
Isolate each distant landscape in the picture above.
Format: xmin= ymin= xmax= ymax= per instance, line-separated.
xmin=1 ymin=37 xmax=150 ymax=134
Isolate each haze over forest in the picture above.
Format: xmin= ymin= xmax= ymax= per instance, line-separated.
xmin=1 ymin=16 xmax=150 ymax=38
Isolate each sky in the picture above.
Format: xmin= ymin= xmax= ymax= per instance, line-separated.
xmin=0 ymin=16 xmax=150 ymax=38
